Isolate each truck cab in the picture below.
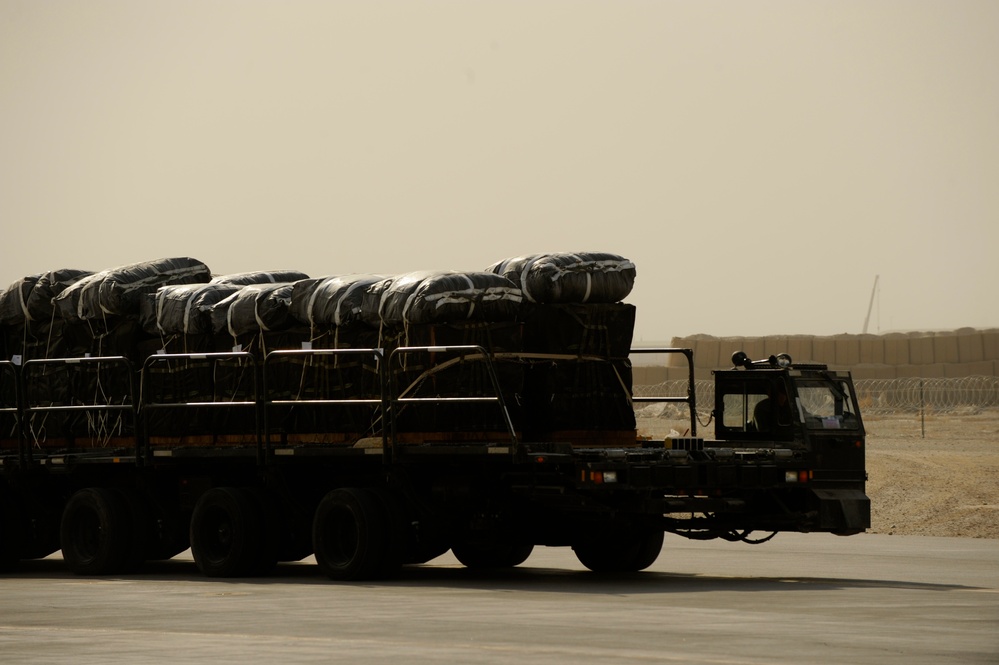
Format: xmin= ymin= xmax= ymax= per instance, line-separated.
xmin=714 ymin=352 xmax=865 ymax=443
xmin=710 ymin=351 xmax=869 ymax=534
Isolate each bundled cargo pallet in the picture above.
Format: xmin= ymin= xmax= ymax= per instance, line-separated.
xmin=139 ymin=283 xmax=242 ymax=336
xmin=210 ymin=270 xmax=310 ymax=286
xmin=487 ymin=251 xmax=636 ymax=304
xmin=210 ymin=283 xmax=297 ymax=338
xmin=1 ymin=251 xmax=639 ymax=445
xmin=362 ymin=271 xmax=523 ymax=327
xmin=289 ymin=274 xmax=384 ymax=330
xmin=53 ymin=257 xmax=211 ymax=322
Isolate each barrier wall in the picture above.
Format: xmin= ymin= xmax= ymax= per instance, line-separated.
xmin=638 ymin=329 xmax=999 ymax=384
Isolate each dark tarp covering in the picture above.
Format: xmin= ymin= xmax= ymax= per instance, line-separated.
xmin=139 ymin=283 xmax=243 ymax=335
xmin=290 ymin=274 xmax=384 ymax=328
xmin=521 ymin=359 xmax=635 ymax=433
xmin=25 ymin=269 xmax=94 ymax=325
xmin=210 ymin=283 xmax=295 ymax=336
xmin=210 ymin=270 xmax=310 ymax=286
xmin=52 ymin=270 xmax=108 ymax=322
xmin=370 ymin=271 xmax=522 ymax=325
xmin=53 ymin=258 xmax=211 ymax=321
xmin=486 ymin=252 xmax=636 ymax=304
xmin=358 ymin=276 xmax=397 ymax=327
xmin=521 ymin=303 xmax=636 ymax=358
xmin=0 ymin=274 xmax=42 ymax=326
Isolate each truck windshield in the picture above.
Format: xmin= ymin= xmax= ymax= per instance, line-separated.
xmin=794 ymin=378 xmax=861 ymax=430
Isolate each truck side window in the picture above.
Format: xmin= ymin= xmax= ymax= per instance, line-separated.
xmin=720 ymin=382 xmax=793 ymax=433
xmin=721 ymin=390 xmax=770 ymax=432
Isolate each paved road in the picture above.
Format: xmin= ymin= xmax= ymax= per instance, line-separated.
xmin=1 ymin=533 xmax=996 ymax=664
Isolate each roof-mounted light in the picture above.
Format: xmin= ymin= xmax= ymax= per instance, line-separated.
xmin=732 ymin=351 xmax=751 ymax=368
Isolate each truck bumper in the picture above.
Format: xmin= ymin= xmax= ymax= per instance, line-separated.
xmin=812 ymin=488 xmax=871 ymax=533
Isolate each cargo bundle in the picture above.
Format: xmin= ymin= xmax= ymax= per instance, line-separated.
xmin=370 ymin=271 xmax=523 ymax=326
xmin=0 ymin=252 xmax=640 ymax=443
xmin=139 ymin=283 xmax=243 ymax=336
xmin=487 ymin=251 xmax=636 ymax=304
xmin=289 ymin=274 xmax=384 ymax=330
xmin=210 ymin=270 xmax=310 ymax=286
xmin=53 ymin=257 xmax=211 ymax=323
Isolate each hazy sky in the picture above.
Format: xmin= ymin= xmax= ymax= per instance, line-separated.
xmin=2 ymin=0 xmax=997 ymax=341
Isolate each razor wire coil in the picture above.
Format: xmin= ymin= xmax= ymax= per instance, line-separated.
xmin=634 ymin=376 xmax=999 ymax=416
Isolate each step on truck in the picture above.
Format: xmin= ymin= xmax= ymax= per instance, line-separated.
xmin=0 ymin=254 xmax=870 ymax=579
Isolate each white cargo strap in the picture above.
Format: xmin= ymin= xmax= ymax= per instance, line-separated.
xmin=98 ymin=262 xmax=204 ymax=316
xmin=254 ymin=291 xmax=270 ymax=332
xmin=18 ymin=282 xmax=31 ymax=322
xmin=156 ymin=288 xmax=169 ymax=336
xmin=227 ymin=300 xmax=237 ymax=338
xmin=307 ymin=276 xmax=338 ymax=328
xmin=518 ymin=255 xmax=544 ymax=303
xmin=182 ymin=284 xmax=215 ymax=335
xmin=335 ymin=278 xmax=374 ymax=326
xmin=403 ymin=274 xmax=476 ymax=322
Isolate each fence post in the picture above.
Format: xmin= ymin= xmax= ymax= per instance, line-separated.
xmin=920 ymin=379 xmax=925 ymax=438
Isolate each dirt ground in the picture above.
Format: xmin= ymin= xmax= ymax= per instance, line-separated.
xmin=636 ymin=408 xmax=999 ymax=540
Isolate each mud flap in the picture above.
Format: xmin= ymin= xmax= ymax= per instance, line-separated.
xmin=812 ymin=489 xmax=870 ymax=532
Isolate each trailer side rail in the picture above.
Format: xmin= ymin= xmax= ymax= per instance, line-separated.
xmin=139 ymin=351 xmax=261 ymax=462
xmin=387 ymin=345 xmax=519 ymax=458
xmin=20 ymin=356 xmax=137 ymax=462
xmin=0 ymin=360 xmax=24 ymax=465
xmin=629 ymin=347 xmax=697 ymax=437
xmin=262 ymin=347 xmax=388 ymax=458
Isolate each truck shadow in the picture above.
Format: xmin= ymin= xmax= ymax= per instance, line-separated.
xmin=6 ymin=554 xmax=978 ymax=595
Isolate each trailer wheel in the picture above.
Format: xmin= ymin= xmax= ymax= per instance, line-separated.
xmin=312 ymin=488 xmax=390 ymax=581
xmin=60 ymin=488 xmax=133 ymax=575
xmin=452 ymin=541 xmax=534 ymax=569
xmin=189 ymin=487 xmax=265 ymax=577
xmin=572 ymin=529 xmax=664 ymax=573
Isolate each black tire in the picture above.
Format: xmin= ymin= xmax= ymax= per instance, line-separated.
xmin=572 ymin=529 xmax=663 ymax=573
xmin=452 ymin=541 xmax=534 ymax=569
xmin=60 ymin=487 xmax=133 ymax=575
xmin=312 ymin=488 xmax=391 ymax=581
xmin=189 ymin=487 xmax=265 ymax=577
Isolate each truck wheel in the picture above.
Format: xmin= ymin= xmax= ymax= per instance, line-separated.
xmin=312 ymin=488 xmax=390 ymax=581
xmin=452 ymin=541 xmax=534 ymax=569
xmin=189 ymin=487 xmax=265 ymax=577
xmin=572 ymin=529 xmax=663 ymax=573
xmin=60 ymin=488 xmax=133 ymax=575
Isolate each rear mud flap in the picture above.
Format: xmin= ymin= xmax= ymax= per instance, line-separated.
xmin=812 ymin=489 xmax=871 ymax=531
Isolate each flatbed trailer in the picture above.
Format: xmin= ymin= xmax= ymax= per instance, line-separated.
xmin=0 ymin=345 xmax=869 ymax=580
